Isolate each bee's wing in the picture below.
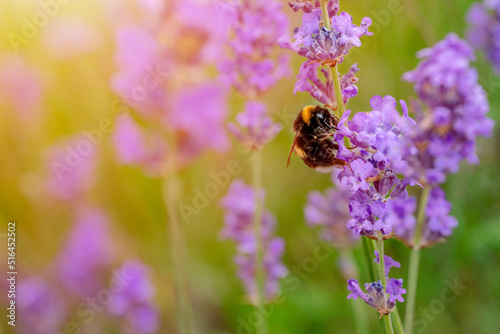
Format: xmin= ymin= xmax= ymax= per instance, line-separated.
xmin=287 ymin=131 xmax=300 ymax=167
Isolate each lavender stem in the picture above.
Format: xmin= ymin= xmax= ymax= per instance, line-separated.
xmin=362 ymin=237 xmax=377 ymax=282
xmin=163 ymin=157 xmax=193 ymax=334
xmin=320 ymin=0 xmax=345 ymax=118
xmin=404 ymin=187 xmax=431 ymax=334
xmin=252 ymin=149 xmax=268 ymax=334
xmin=378 ymin=233 xmax=395 ymax=334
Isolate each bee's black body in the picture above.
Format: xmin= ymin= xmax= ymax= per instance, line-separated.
xmin=287 ymin=105 xmax=347 ymax=173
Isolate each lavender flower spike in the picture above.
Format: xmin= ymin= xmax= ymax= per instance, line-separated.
xmin=403 ymin=33 xmax=494 ymax=185
xmin=227 ymin=101 xmax=283 ymax=150
xmin=466 ymin=0 xmax=500 ymax=72
xmin=279 ymin=8 xmax=372 ymax=66
xmin=220 ymin=180 xmax=287 ymax=302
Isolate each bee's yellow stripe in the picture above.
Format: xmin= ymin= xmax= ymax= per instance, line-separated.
xmin=301 ymin=105 xmax=315 ymax=125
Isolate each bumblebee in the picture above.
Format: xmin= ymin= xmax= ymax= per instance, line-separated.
xmin=287 ymin=105 xmax=347 ymax=173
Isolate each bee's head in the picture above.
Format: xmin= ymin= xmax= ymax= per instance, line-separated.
xmin=301 ymin=106 xmax=337 ymax=129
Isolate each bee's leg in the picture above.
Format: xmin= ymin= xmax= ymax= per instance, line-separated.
xmin=309 ymin=143 xmax=320 ymax=159
xmin=305 ymin=134 xmax=317 ymax=141
xmin=315 ymin=132 xmax=331 ymax=141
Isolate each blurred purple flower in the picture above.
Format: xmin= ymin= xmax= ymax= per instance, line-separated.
xmin=220 ymin=179 xmax=287 ymax=302
xmin=235 ymin=238 xmax=288 ymax=300
xmin=466 ymin=0 xmax=500 ymax=72
xmin=171 ymin=0 xmax=231 ymax=65
xmin=390 ymin=187 xmax=458 ymax=248
xmin=107 ymin=261 xmax=159 ymax=334
xmin=111 ymin=25 xmax=170 ymax=118
xmin=0 ymin=55 xmax=44 ymax=122
xmin=17 ymin=278 xmax=66 ymax=334
xmin=112 ymin=114 xmax=166 ymax=175
xmin=403 ymin=33 xmax=494 ymax=185
xmin=304 ymin=171 xmax=359 ymax=247
xmin=425 ymin=187 xmax=459 ymax=238
xmin=169 ymin=82 xmax=230 ymax=165
xmin=55 ymin=207 xmax=114 ymax=297
xmin=44 ymin=135 xmax=98 ymax=203
xmin=227 ymin=101 xmax=283 ymax=150
xmin=219 ymin=0 xmax=291 ymax=97
xmin=385 ymin=197 xmax=417 ymax=238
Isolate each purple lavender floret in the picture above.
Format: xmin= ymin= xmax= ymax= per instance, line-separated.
xmin=374 ymin=250 xmax=401 ymax=277
xmin=466 ymin=0 xmax=500 ymax=72
xmin=280 ymin=9 xmax=372 ymax=66
xmin=107 ymin=261 xmax=159 ymax=334
xmin=55 ymin=207 xmax=114 ymax=297
xmin=347 ymin=251 xmax=405 ymax=317
xmin=227 ymin=101 xmax=283 ymax=150
xmin=17 ymin=278 xmax=66 ymax=334
xmin=288 ymin=0 xmax=339 ymax=18
xmin=220 ymin=180 xmax=287 ymax=303
xmin=294 ymin=62 xmax=360 ymax=108
xmin=347 ymin=278 xmax=406 ymax=317
xmin=403 ymin=33 xmax=494 ymax=185
xmin=219 ymin=0 xmax=291 ymax=97
xmin=392 ymin=187 xmax=458 ymax=248
xmin=304 ymin=171 xmax=359 ymax=247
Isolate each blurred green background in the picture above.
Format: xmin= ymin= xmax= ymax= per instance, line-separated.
xmin=0 ymin=0 xmax=499 ymax=333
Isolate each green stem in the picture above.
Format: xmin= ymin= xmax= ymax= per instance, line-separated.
xmin=252 ymin=150 xmax=268 ymax=334
xmin=392 ymin=307 xmax=405 ymax=334
xmin=362 ymin=236 xmax=377 ymax=282
xmin=377 ymin=235 xmax=387 ymax=290
xmin=163 ymin=161 xmax=193 ymax=334
xmin=331 ymin=65 xmax=346 ymax=118
xmin=383 ymin=314 xmax=395 ymax=334
xmin=404 ymin=188 xmax=431 ymax=334
xmin=377 ymin=234 xmax=395 ymax=334
xmin=320 ymin=0 xmax=331 ymax=30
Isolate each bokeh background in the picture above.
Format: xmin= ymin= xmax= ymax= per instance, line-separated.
xmin=1 ymin=0 xmax=499 ymax=333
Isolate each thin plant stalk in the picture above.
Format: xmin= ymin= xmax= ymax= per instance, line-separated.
xmin=392 ymin=307 xmax=405 ymax=334
xmin=377 ymin=234 xmax=395 ymax=334
xmin=320 ymin=0 xmax=346 ymax=119
xmin=331 ymin=65 xmax=346 ymax=118
xmin=163 ymin=140 xmax=193 ymax=334
xmin=377 ymin=236 xmax=387 ymax=289
xmin=383 ymin=314 xmax=395 ymax=334
xmin=252 ymin=150 xmax=268 ymax=334
xmin=404 ymin=188 xmax=431 ymax=334
xmin=362 ymin=237 xmax=377 ymax=282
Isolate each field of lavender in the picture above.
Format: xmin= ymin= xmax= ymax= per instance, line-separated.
xmin=1 ymin=0 xmax=500 ymax=333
